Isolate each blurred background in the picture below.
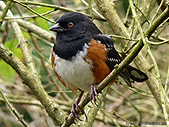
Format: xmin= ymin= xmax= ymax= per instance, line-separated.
xmin=0 ymin=0 xmax=169 ymax=126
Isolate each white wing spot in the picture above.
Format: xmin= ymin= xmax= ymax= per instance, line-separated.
xmin=108 ymin=58 xmax=120 ymax=62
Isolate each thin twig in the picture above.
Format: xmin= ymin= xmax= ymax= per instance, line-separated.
xmin=1 ymin=23 xmax=8 ymax=44
xmin=109 ymin=34 xmax=139 ymax=41
xmin=128 ymin=0 xmax=156 ymax=38
xmin=12 ymin=0 xmax=106 ymax=21
xmin=119 ymin=83 xmax=153 ymax=98
xmin=80 ymin=0 xmax=104 ymax=19
xmin=0 ymin=0 xmax=12 ymax=27
xmin=16 ymin=19 xmax=55 ymax=42
xmin=0 ymin=88 xmax=29 ymax=127
xmin=4 ymin=10 xmax=55 ymax=20
xmin=0 ymin=97 xmax=42 ymax=107
xmin=150 ymin=0 xmax=165 ymax=24
xmin=155 ymin=17 xmax=169 ymax=37
xmin=129 ymin=0 xmax=169 ymax=126
xmin=88 ymin=105 xmax=139 ymax=127
xmin=0 ymin=43 xmax=66 ymax=125
xmin=13 ymin=0 xmax=56 ymax=23
xmin=123 ymin=4 xmax=131 ymax=25
xmin=29 ymin=33 xmax=72 ymax=101
xmin=147 ymin=39 xmax=169 ymax=45
xmin=61 ymin=1 xmax=169 ymax=126
xmin=133 ymin=2 xmax=150 ymax=24
xmin=165 ymin=66 xmax=169 ymax=93
xmin=111 ymin=86 xmax=142 ymax=125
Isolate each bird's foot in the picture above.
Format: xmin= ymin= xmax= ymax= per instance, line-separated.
xmin=90 ymin=84 xmax=103 ymax=105
xmin=71 ymin=102 xmax=87 ymax=121
xmin=70 ymin=91 xmax=88 ymax=121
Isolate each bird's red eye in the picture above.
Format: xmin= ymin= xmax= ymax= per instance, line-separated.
xmin=68 ymin=22 xmax=73 ymax=27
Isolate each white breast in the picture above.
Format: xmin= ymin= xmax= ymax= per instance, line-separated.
xmin=52 ymin=44 xmax=94 ymax=92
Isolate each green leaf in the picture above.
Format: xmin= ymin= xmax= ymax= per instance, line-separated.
xmin=0 ymin=39 xmax=23 ymax=81
xmin=30 ymin=7 xmax=53 ymax=30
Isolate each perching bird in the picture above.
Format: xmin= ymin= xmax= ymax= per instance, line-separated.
xmin=49 ymin=12 xmax=148 ymax=119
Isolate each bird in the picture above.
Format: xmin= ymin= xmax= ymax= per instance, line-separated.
xmin=49 ymin=12 xmax=148 ymax=120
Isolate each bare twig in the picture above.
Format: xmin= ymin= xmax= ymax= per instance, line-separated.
xmin=16 ymin=19 xmax=55 ymax=42
xmin=147 ymin=39 xmax=169 ymax=45
xmin=133 ymin=3 xmax=150 ymax=24
xmin=111 ymin=86 xmax=142 ymax=125
xmin=0 ymin=43 xmax=66 ymax=125
xmin=61 ymin=1 xmax=169 ymax=126
xmin=1 ymin=23 xmax=8 ymax=44
xmin=0 ymin=0 xmax=12 ymax=27
xmin=4 ymin=10 xmax=55 ymax=20
xmin=166 ymin=66 xmax=169 ymax=94
xmin=12 ymin=0 xmax=106 ymax=21
xmin=94 ymin=0 xmax=169 ymax=111
xmin=150 ymin=0 xmax=165 ymax=24
xmin=129 ymin=0 xmax=169 ymax=125
xmin=0 ymin=88 xmax=29 ymax=127
xmin=80 ymin=0 xmax=104 ymax=19
xmin=29 ymin=33 xmax=72 ymax=101
xmin=0 ymin=97 xmax=42 ymax=107
xmin=0 ymin=1 xmax=66 ymax=125
xmin=13 ymin=0 xmax=56 ymax=23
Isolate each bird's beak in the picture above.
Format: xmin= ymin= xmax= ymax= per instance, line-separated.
xmin=49 ymin=23 xmax=65 ymax=32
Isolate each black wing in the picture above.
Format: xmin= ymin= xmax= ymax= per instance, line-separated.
xmin=93 ymin=34 xmax=132 ymax=86
xmin=93 ymin=34 xmax=148 ymax=86
xmin=93 ymin=34 xmax=121 ymax=68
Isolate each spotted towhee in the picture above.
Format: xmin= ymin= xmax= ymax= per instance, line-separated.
xmin=49 ymin=12 xmax=148 ymax=119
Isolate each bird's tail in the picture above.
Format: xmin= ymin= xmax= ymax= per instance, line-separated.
xmin=119 ymin=65 xmax=148 ymax=87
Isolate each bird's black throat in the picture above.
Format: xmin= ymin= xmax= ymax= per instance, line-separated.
xmin=53 ymin=34 xmax=92 ymax=60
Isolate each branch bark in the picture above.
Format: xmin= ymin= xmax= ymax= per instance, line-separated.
xmin=129 ymin=0 xmax=169 ymax=125
xmin=0 ymin=87 xmax=29 ymax=127
xmin=0 ymin=0 xmax=12 ymax=27
xmin=0 ymin=1 xmax=66 ymax=125
xmin=62 ymin=0 xmax=169 ymax=126
xmin=1 ymin=0 xmax=169 ymax=126
xmin=94 ymin=0 xmax=169 ymax=111
xmin=13 ymin=0 xmax=106 ymax=21
xmin=0 ymin=43 xmax=66 ymax=125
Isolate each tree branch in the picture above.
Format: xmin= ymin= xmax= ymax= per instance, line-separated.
xmin=0 ymin=1 xmax=66 ymax=125
xmin=0 ymin=87 xmax=29 ymax=127
xmin=61 ymin=1 xmax=169 ymax=126
xmin=13 ymin=0 xmax=56 ymax=23
xmin=94 ymin=0 xmax=130 ymax=43
xmin=0 ymin=43 xmax=66 ymax=125
xmin=94 ymin=0 xmax=169 ymax=111
xmin=61 ymin=27 xmax=147 ymax=126
xmin=0 ymin=0 xmax=12 ymax=27
xmin=129 ymin=0 xmax=169 ymax=125
xmin=12 ymin=0 xmax=106 ymax=21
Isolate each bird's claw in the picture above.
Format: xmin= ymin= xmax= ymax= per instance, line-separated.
xmin=71 ymin=102 xmax=88 ymax=121
xmin=90 ymin=85 xmax=103 ymax=105
xmin=71 ymin=91 xmax=88 ymax=121
xmin=71 ymin=103 xmax=82 ymax=121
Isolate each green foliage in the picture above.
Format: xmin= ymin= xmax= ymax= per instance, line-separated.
xmin=0 ymin=39 xmax=23 ymax=81
xmin=30 ymin=7 xmax=53 ymax=30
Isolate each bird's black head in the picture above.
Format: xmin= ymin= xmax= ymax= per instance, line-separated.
xmin=49 ymin=12 xmax=102 ymax=60
xmin=49 ymin=12 xmax=101 ymax=42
